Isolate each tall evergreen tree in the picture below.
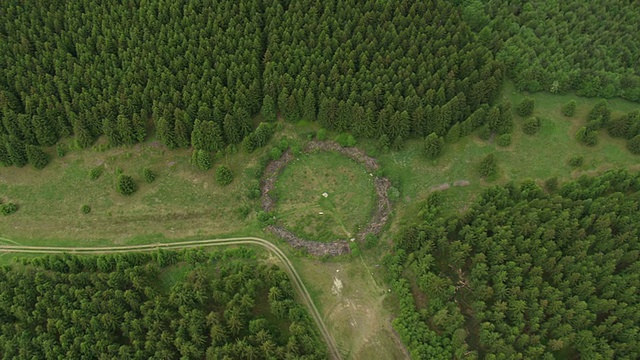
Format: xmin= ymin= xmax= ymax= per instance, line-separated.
xmin=25 ymin=144 xmax=49 ymax=169
xmin=261 ymin=95 xmax=277 ymax=122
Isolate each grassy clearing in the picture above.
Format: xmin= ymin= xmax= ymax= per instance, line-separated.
xmin=273 ymin=151 xmax=376 ymax=242
xmin=376 ymin=83 xmax=640 ymax=225
xmin=0 ymin=139 xmax=266 ymax=246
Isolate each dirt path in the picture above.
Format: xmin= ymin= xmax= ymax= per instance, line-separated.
xmin=0 ymin=237 xmax=342 ymax=360
xmin=261 ymin=140 xmax=392 ymax=256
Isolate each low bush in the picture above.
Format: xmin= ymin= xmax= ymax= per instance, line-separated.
xmin=497 ymin=134 xmax=511 ymax=147
xmin=216 ymin=165 xmax=234 ymax=186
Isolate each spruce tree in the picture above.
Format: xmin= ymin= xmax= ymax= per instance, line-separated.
xmin=25 ymin=144 xmax=48 ymax=169
xmin=31 ymin=115 xmax=57 ymax=146
xmin=261 ymin=94 xmax=277 ymax=122
xmin=423 ymin=132 xmax=444 ymax=159
xmin=116 ymin=174 xmax=137 ymax=196
xmin=303 ymin=90 xmax=316 ymax=122
xmin=516 ymin=97 xmax=535 ymax=117
xmin=6 ymin=135 xmax=27 ymax=167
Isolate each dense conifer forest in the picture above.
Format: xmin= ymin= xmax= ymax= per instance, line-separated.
xmin=0 ymin=249 xmax=326 ymax=359
xmin=387 ymin=170 xmax=640 ymax=358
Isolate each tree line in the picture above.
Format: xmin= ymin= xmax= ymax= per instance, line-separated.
xmin=0 ymin=248 xmax=327 ymax=359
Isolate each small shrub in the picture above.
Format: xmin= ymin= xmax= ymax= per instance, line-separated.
xmin=516 ymin=97 xmax=535 ymax=117
xmin=316 ymin=128 xmax=327 ymax=141
xmin=143 ymin=167 xmax=156 ymax=183
xmin=497 ymin=134 xmax=511 ymax=147
xmin=246 ymin=181 xmax=261 ymax=200
xmin=335 ymin=133 xmax=356 ymax=147
xmin=257 ymin=211 xmax=275 ymax=225
xmin=363 ymin=234 xmax=379 ymax=250
xmin=215 ymin=165 xmax=234 ymax=186
xmin=80 ymin=204 xmax=91 ymax=214
xmin=522 ymin=117 xmax=541 ymax=135
xmin=562 ymin=100 xmax=577 ymax=117
xmin=269 ymin=147 xmax=282 ymax=160
xmin=627 ymin=134 xmax=640 ymax=155
xmin=278 ymin=138 xmax=289 ymax=151
xmin=56 ymin=144 xmax=66 ymax=158
xmin=477 ymin=153 xmax=498 ymax=178
xmin=1 ymin=202 xmax=18 ymax=215
xmin=349 ymin=242 xmax=361 ymax=257
xmin=388 ymin=186 xmax=401 ymax=201
xmin=236 ymin=205 xmax=251 ymax=220
xmin=544 ymin=177 xmax=558 ymax=192
xmin=568 ymin=155 xmax=584 ymax=167
xmin=116 ymin=174 xmax=137 ymax=196
xmin=477 ymin=125 xmax=491 ymax=141
xmin=89 ymin=167 xmax=103 ymax=180
xmin=575 ymin=127 xmax=598 ymax=146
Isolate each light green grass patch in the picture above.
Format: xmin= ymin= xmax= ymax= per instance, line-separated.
xmin=273 ymin=151 xmax=376 ymax=242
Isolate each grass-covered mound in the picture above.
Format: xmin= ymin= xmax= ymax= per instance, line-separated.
xmin=273 ymin=151 xmax=376 ymax=242
xmin=387 ymin=170 xmax=640 ymax=359
xmin=0 ymin=248 xmax=327 ymax=359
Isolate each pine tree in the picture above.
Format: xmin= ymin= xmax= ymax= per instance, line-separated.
xmin=303 ymin=90 xmax=316 ymax=122
xmin=73 ymin=117 xmax=94 ymax=149
xmin=477 ymin=153 xmax=498 ymax=178
xmin=193 ymin=149 xmax=212 ymax=171
xmin=224 ymin=114 xmax=241 ymax=145
xmin=261 ymin=95 xmax=277 ymax=122
xmin=31 ymin=115 xmax=57 ymax=146
xmin=116 ymin=174 xmax=137 ymax=196
xmin=6 ymin=135 xmax=28 ymax=167
xmin=132 ymin=113 xmax=147 ymax=143
xmin=516 ymin=98 xmax=535 ymax=117
xmin=155 ymin=117 xmax=176 ymax=149
xmin=216 ymin=165 xmax=234 ymax=186
xmin=117 ymin=115 xmax=135 ymax=145
xmin=423 ymin=132 xmax=444 ymax=159
xmin=25 ymin=144 xmax=49 ymax=169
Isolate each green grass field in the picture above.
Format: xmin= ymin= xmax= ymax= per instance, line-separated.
xmin=272 ymin=151 xmax=376 ymax=242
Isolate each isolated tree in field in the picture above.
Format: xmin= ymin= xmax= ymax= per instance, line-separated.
xmin=522 ymin=117 xmax=541 ymax=135
xmin=423 ymin=132 xmax=444 ymax=159
xmin=193 ymin=150 xmax=211 ymax=171
xmin=576 ymin=126 xmax=598 ymax=146
xmin=477 ymin=153 xmax=498 ymax=178
xmin=216 ymin=165 xmax=233 ymax=186
xmin=562 ymin=100 xmax=577 ymax=117
xmin=25 ymin=144 xmax=48 ymax=169
xmin=116 ymin=174 xmax=137 ymax=196
xmin=143 ymin=167 xmax=156 ymax=183
xmin=516 ymin=98 xmax=535 ymax=117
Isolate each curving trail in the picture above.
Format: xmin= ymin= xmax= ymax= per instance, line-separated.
xmin=0 ymin=237 xmax=342 ymax=360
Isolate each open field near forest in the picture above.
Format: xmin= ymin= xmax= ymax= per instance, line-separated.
xmin=273 ymin=151 xmax=376 ymax=243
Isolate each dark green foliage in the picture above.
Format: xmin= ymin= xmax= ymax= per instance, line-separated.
xmin=587 ymin=99 xmax=611 ymax=125
xmin=0 ymin=140 xmax=11 ymax=166
xmin=395 ymin=171 xmax=640 ymax=359
xmin=575 ymin=126 xmax=599 ymax=146
xmin=494 ymin=3 xmax=640 ymax=100
xmin=191 ymin=120 xmax=224 ymax=152
xmin=522 ymin=116 xmax=541 ymax=135
xmin=261 ymin=95 xmax=277 ymax=122
xmin=497 ymin=134 xmax=511 ymax=147
xmin=215 ymin=165 xmax=233 ymax=186
xmin=377 ymin=134 xmax=390 ymax=153
xmin=257 ymin=211 xmax=275 ymax=225
xmin=303 ymin=90 xmax=316 ymax=122
xmin=25 ymin=145 xmax=49 ymax=169
xmin=1 ymin=202 xmax=18 ymax=215
xmin=477 ymin=125 xmax=492 ymax=141
xmin=446 ymin=123 xmax=461 ymax=143
xmin=88 ymin=167 xmax=102 ymax=180
xmin=516 ymin=97 xmax=535 ymax=117
xmin=192 ymin=150 xmax=211 ymax=171
xmin=116 ymin=174 xmax=137 ymax=196
xmin=0 ymin=251 xmax=326 ymax=359
xmin=423 ymin=133 xmax=444 ymax=159
xmin=562 ymin=100 xmax=577 ymax=117
xmin=477 ymin=153 xmax=498 ymax=178
xmin=568 ymin=155 xmax=584 ymax=167
xmin=608 ymin=111 xmax=640 ymax=139
xmin=628 ymin=134 xmax=640 ymax=155
xmin=143 ymin=167 xmax=156 ymax=183
xmin=5 ymin=135 xmax=27 ymax=167
xmin=80 ymin=204 xmax=91 ymax=214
